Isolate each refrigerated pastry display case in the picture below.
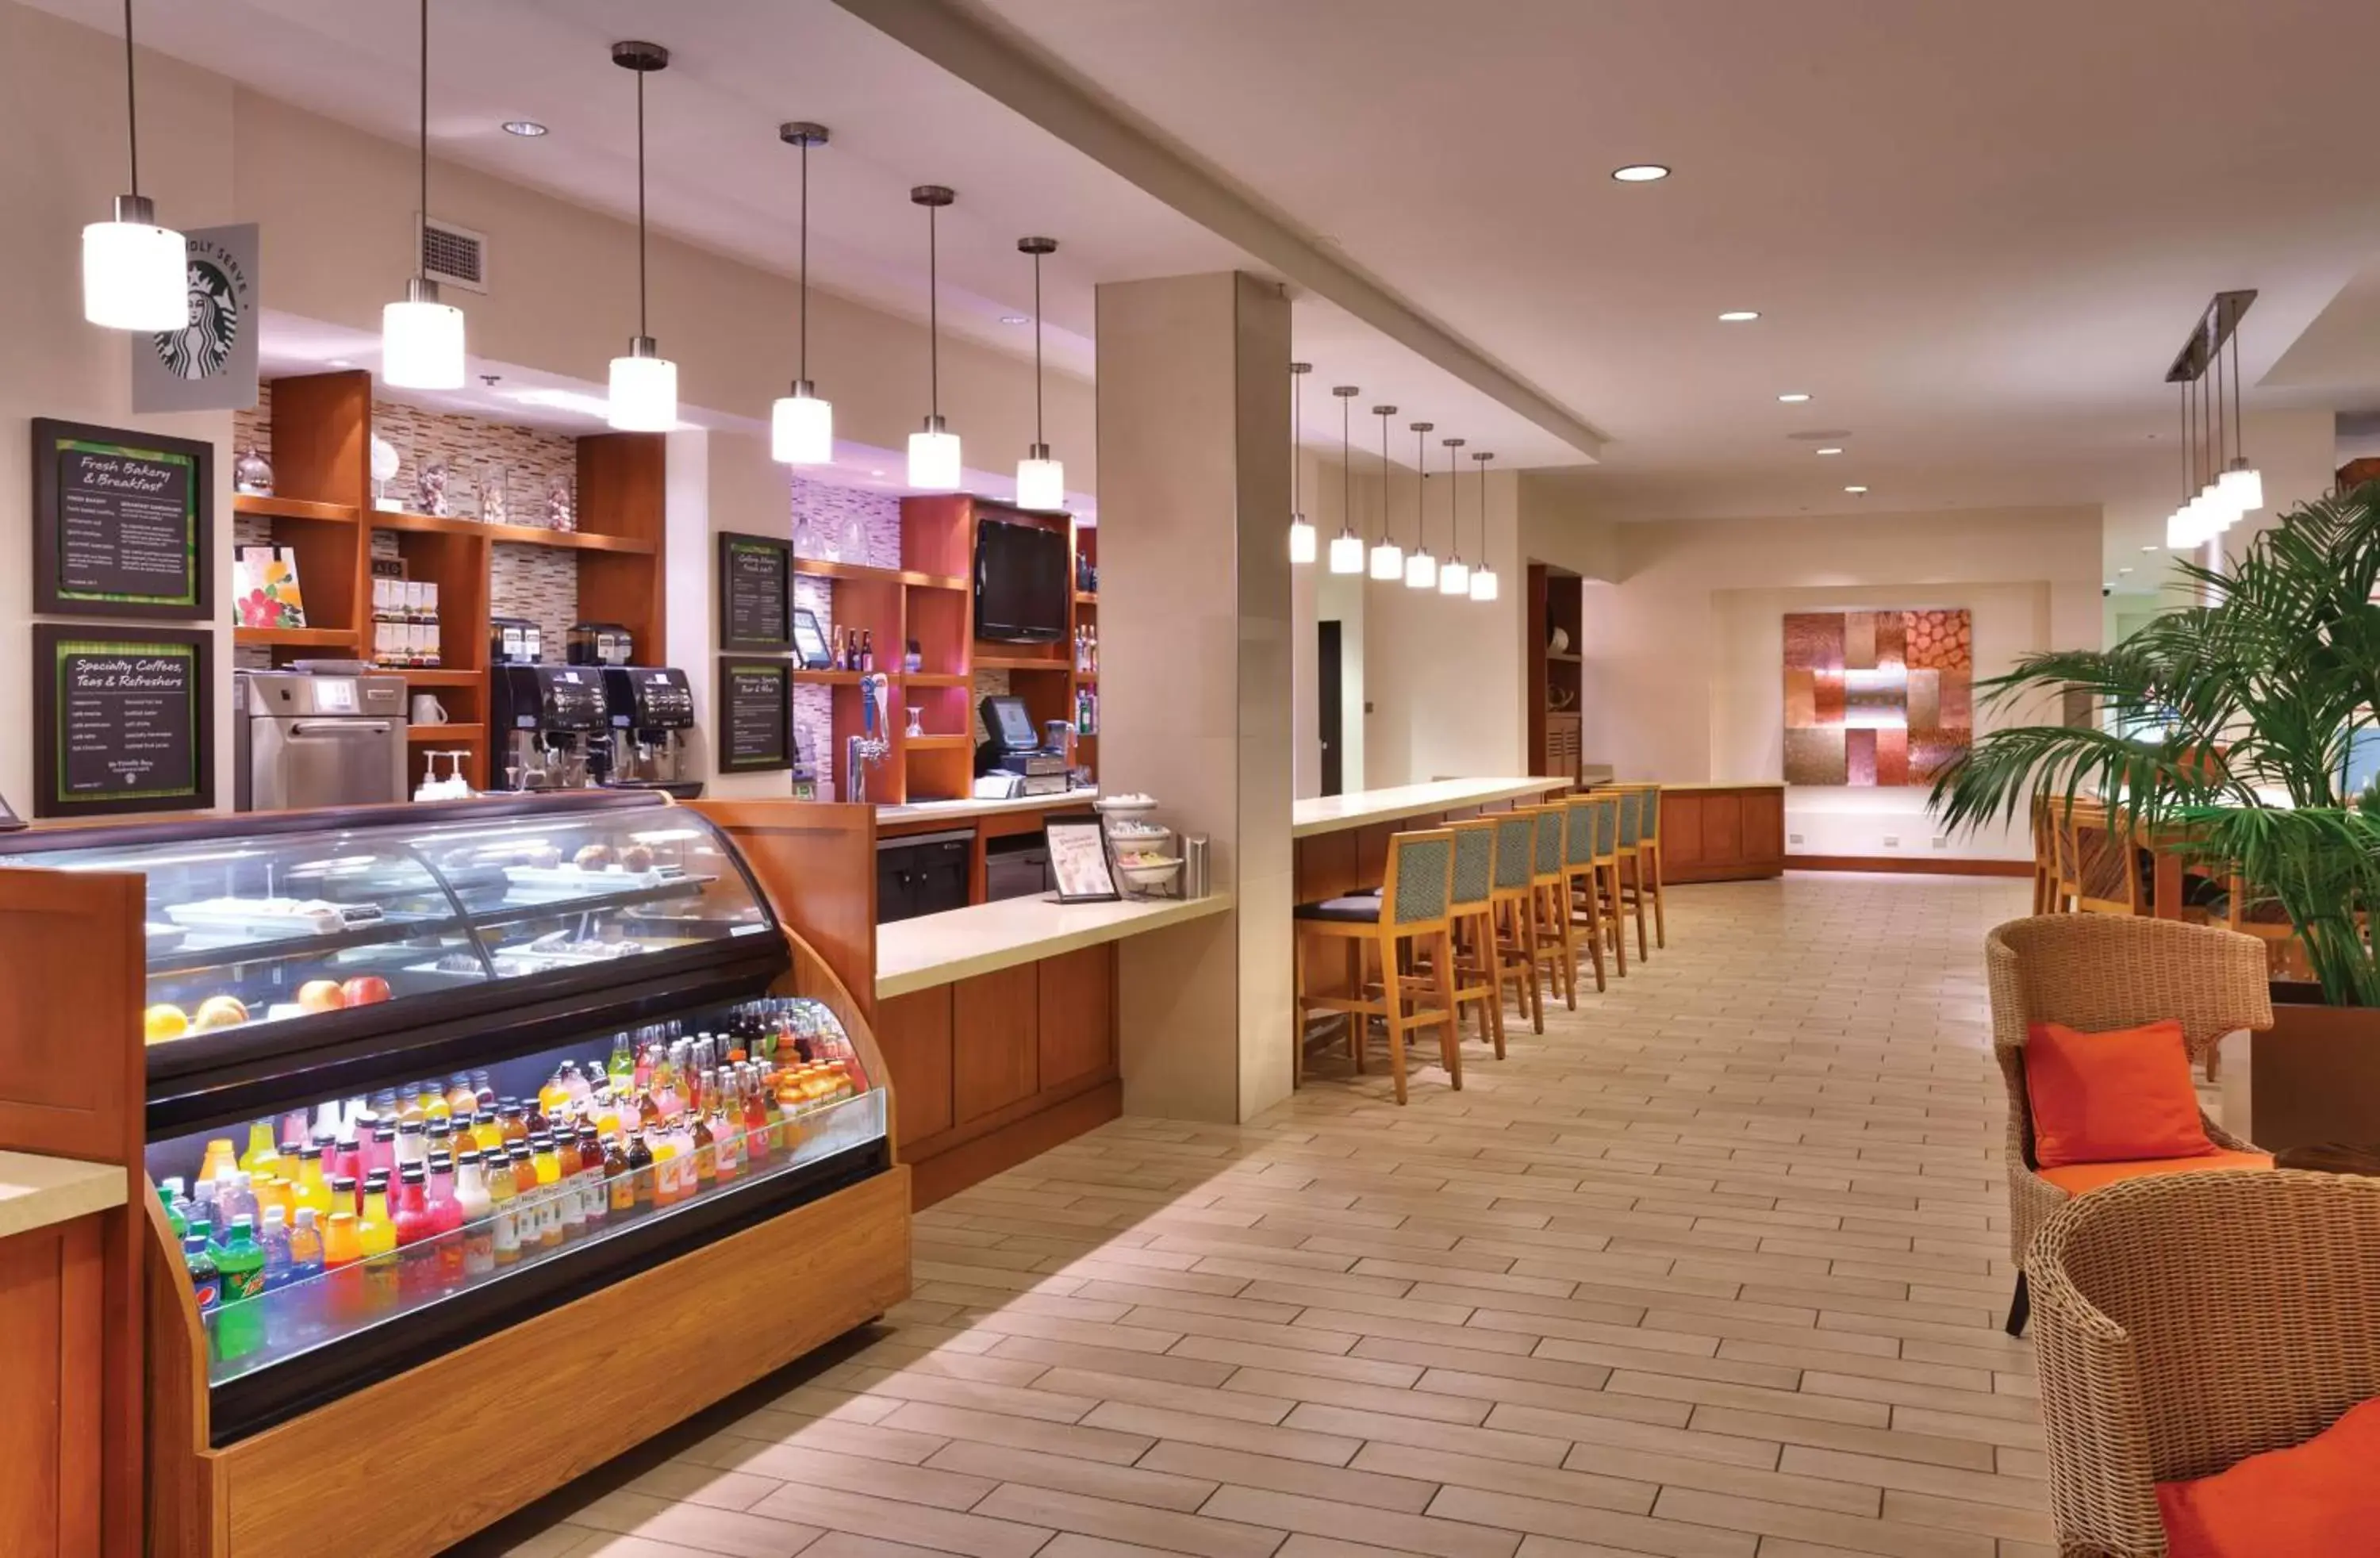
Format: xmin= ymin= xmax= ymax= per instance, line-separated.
xmin=0 ymin=790 xmax=910 ymax=1558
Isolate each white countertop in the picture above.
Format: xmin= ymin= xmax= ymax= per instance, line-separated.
xmin=876 ymin=788 xmax=1101 ymax=827
xmin=1292 ymin=777 xmax=1569 ymax=838
xmin=0 ymin=1152 xmax=127 ymax=1241
xmin=877 ymin=890 xmax=1234 ymax=999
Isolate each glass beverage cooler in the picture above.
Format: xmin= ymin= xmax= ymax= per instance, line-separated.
xmin=0 ymin=791 xmax=908 ymax=1555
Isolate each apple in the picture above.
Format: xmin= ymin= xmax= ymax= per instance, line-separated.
xmin=143 ymin=1003 xmax=190 ymax=1044
xmin=340 ymin=975 xmax=392 ymax=1007
xmin=193 ymin=995 xmax=249 ymax=1031
xmin=296 ymin=979 xmax=347 ymax=1014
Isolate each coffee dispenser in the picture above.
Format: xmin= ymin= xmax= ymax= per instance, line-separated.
xmin=596 ymin=666 xmax=702 ymax=798
xmin=490 ymin=664 xmax=607 ymax=790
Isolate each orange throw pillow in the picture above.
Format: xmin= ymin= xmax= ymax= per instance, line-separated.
xmin=2023 ymin=1018 xmax=2215 ymax=1168
xmin=2158 ymin=1396 xmax=2380 ymax=1557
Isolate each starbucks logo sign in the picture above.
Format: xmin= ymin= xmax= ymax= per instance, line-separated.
xmin=154 ymin=255 xmax=239 ymax=382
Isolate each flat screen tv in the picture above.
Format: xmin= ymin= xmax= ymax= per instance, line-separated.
xmin=975 ymin=518 xmax=1069 ymax=643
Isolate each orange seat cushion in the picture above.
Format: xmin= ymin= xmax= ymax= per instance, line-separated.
xmin=2036 ymin=1149 xmax=2272 ymax=1195
xmin=2024 ymin=1018 xmax=2217 ymax=1168
xmin=2158 ymin=1395 xmax=2380 ymax=1557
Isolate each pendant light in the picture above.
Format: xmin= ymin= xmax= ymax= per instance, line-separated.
xmin=1288 ymin=363 xmax=1316 ymax=563
xmin=1468 ymin=451 xmax=1500 ymax=601
xmin=1014 ymin=236 xmax=1065 ymax=508
xmin=770 ymin=123 xmax=833 ymax=464
xmin=83 ymin=0 xmax=186 ymax=331
xmin=907 ymin=186 xmax=962 ymax=489
xmin=2199 ymin=343 xmax=2238 ymax=533
xmin=1328 ymin=386 xmax=1364 ymax=573
xmin=1368 ymin=405 xmax=1403 ymax=581
xmin=1404 ymin=421 xmax=1438 ymax=589
xmin=2218 ymin=314 xmax=2263 ymax=515
xmin=1438 ymin=437 xmax=1471 ymax=595
xmin=382 ymin=0 xmax=466 ymax=388
xmin=2166 ymin=379 xmax=2198 ymax=550
xmin=607 ymin=42 xmax=678 ymax=431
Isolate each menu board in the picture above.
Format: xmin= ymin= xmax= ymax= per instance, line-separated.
xmin=31 ymin=418 xmax=213 ymax=619
xmin=33 ymin=624 xmax=213 ymax=818
xmin=716 ymin=658 xmax=792 ymax=774
xmin=718 ymin=532 xmax=793 ymax=650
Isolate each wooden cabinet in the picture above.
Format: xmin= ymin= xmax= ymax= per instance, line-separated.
xmin=1660 ymin=785 xmax=1787 ymax=882
xmin=0 ymin=1215 xmax=106 ymax=1558
xmin=1526 ymin=565 xmax=1584 ymax=781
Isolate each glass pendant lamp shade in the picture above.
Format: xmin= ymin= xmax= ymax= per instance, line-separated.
xmin=1369 ymin=538 xmax=1403 ymax=581
xmin=1288 ymin=362 xmax=1314 ymax=563
xmin=1328 ymin=384 xmax=1363 ymax=573
xmin=1438 ymin=436 xmax=1468 ymax=595
xmin=84 ymin=198 xmax=186 ymax=331
xmin=1288 ymin=516 xmax=1317 ymax=564
xmin=1468 ymin=449 xmax=1499 ymax=601
xmin=2220 ymin=460 xmax=2263 ymax=516
xmin=608 ymin=337 xmax=678 ymax=431
xmin=1403 ymin=420 xmax=1435 ymax=588
xmin=771 ymin=383 xmax=833 ymax=464
xmin=1328 ymin=531 xmax=1365 ymax=574
xmin=383 ymin=278 xmax=465 ymax=390
xmin=908 ymin=417 xmax=962 ymax=490
xmin=1469 ymin=563 xmax=1501 ymax=602
xmin=1439 ymin=558 xmax=1470 ymax=595
xmin=1368 ymin=405 xmax=1401 ymax=581
xmin=1016 ymin=447 xmax=1065 ymax=509
xmin=1405 ymin=550 xmax=1438 ymax=589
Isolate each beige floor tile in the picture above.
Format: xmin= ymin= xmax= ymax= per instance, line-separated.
xmin=923 ymin=1440 xmax=1217 ymax=1513
xmin=1169 ymin=1334 xmax=1423 ymax=1388
xmin=1083 ymin=1402 xmax=1364 ymax=1467
xmin=1199 ymin=1484 xmax=1521 ymax=1558
xmin=971 ymin=1484 xmax=1283 ymax=1558
xmin=874 ymin=1400 xmax=1156 ymax=1466
xmin=566 ymin=1491 xmax=827 ymax=1558
xmin=744 ymin=1485 xmax=1050 ymax=1558
xmin=1222 ymin=1366 xmax=1494 ymax=1426
xmin=622 ymin=1461 xmax=789 ymax=1514
xmin=1138 ymin=1441 xmax=1440 ymax=1516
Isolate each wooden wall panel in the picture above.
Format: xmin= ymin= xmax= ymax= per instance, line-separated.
xmin=686 ymin=800 xmax=876 ymax=1020
xmin=1702 ymin=794 xmax=1744 ymax=864
xmin=0 ymin=1217 xmax=102 ymax=1558
xmin=1038 ymin=945 xmax=1116 ymax=1092
xmin=1741 ymin=788 xmax=1786 ymax=867
xmin=877 ymin=988 xmax=955 ymax=1146
xmin=1660 ymin=787 xmax=1787 ymax=883
xmin=953 ymin=965 xmax=1039 ymax=1125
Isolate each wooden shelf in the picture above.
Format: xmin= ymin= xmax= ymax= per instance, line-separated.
xmin=232 ymin=626 xmax=355 ymax=649
xmin=407 ymin=725 xmax=487 ymax=743
xmin=371 ymin=511 xmax=657 ymax=554
xmin=1074 ymin=592 xmax=1100 ymax=607
xmin=794 ymin=670 xmax=870 ymax=685
xmin=903 ymin=735 xmax=969 ymax=752
xmin=232 ymin=493 xmax=357 ymax=524
xmin=792 ymin=558 xmax=965 ymax=591
xmin=975 ymin=654 xmax=1069 ymax=673
xmin=1545 ymin=650 xmax=1581 ymax=664
xmin=904 ymin=672 xmax=968 ymax=688
xmin=395 ymin=668 xmax=483 ymax=687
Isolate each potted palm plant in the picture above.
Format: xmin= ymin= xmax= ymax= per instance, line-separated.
xmin=1930 ymin=485 xmax=2380 ymax=1145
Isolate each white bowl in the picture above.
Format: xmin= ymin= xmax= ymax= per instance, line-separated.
xmin=1118 ymin=857 xmax=1182 ymax=891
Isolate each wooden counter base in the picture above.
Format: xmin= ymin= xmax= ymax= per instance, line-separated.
xmin=1659 ymin=785 xmax=1786 ymax=882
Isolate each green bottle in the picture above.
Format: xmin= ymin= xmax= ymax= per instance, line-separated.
xmin=215 ymin=1215 xmax=267 ymax=1304
xmin=160 ymin=1178 xmax=188 ymax=1241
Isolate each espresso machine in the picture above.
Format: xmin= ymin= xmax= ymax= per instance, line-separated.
xmin=490 ymin=664 xmax=608 ymax=790
xmin=596 ymin=666 xmax=703 ymax=799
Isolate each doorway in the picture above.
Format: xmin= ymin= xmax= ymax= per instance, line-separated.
xmin=1318 ymin=620 xmax=1343 ymax=796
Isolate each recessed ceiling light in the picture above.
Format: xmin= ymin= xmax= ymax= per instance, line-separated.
xmin=1844 ymin=485 xmax=1868 ymax=494
xmin=1777 ymin=392 xmax=1811 ymax=404
xmin=869 ymin=469 xmax=885 ymax=477
xmin=999 ymin=315 xmax=1031 ymax=326
xmin=2142 ymin=543 xmax=2159 ymax=552
xmin=1611 ymin=164 xmax=1670 ymax=182
xmin=2119 ymin=566 xmax=2134 ymax=574
xmin=1814 ymin=447 xmax=1844 ymax=456
xmin=502 ymin=120 xmax=548 ymax=137
xmin=1718 ymin=310 xmax=1760 ymax=323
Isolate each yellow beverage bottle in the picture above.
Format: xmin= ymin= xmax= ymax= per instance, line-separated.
xmin=292 ymin=1149 xmax=332 ymax=1218
xmin=470 ymin=1111 xmax=504 ymax=1156
xmin=238 ymin=1120 xmax=280 ymax=1176
xmin=198 ymin=1138 xmax=239 ymax=1186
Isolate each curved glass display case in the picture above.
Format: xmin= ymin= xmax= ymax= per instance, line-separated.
xmin=0 ymin=792 xmax=891 ymax=1445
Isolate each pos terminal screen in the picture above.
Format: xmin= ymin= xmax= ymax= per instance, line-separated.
xmin=983 ymin=695 xmax=1039 ymax=752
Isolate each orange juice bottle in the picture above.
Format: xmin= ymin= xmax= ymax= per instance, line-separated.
xmin=199 ymin=1137 xmax=240 ymax=1186
xmin=322 ymin=1209 xmax=362 ymax=1268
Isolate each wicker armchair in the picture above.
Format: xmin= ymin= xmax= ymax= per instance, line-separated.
xmin=1986 ymin=915 xmax=2273 ymax=1334
xmin=2029 ymin=1170 xmax=2380 ymax=1556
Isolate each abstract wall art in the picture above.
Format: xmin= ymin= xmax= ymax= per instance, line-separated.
xmin=1782 ymin=608 xmax=1971 ymax=786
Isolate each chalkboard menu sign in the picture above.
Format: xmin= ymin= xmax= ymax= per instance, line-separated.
xmin=33 ymin=624 xmax=213 ymax=818
xmin=716 ymin=658 xmax=793 ymax=774
xmin=32 ymin=418 xmax=213 ymax=619
xmin=718 ymin=532 xmax=793 ymax=650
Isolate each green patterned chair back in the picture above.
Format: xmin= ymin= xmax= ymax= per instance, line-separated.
xmin=1448 ymin=820 xmax=1495 ymax=909
xmin=1385 ymin=831 xmax=1454 ymax=927
xmin=1613 ymin=787 xmax=1643 ymax=849
xmin=1591 ymin=793 xmax=1619 ymax=858
xmin=1530 ymin=806 xmax=1564 ymax=882
xmin=1490 ymin=813 xmax=1536 ymax=894
xmin=1562 ymin=798 xmax=1599 ymax=868
xmin=1637 ymin=785 xmax=1661 ymax=843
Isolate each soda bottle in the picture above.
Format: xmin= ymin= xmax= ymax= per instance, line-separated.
xmin=159 ymin=1178 xmax=188 ymax=1241
xmin=356 ymin=1181 xmax=398 ymax=1309
xmin=470 ymin=1107 xmax=505 ymax=1157
xmin=198 ymin=1138 xmax=239 ymax=1186
xmin=215 ymin=1215 xmax=267 ymax=1305
xmin=471 ymin=1069 xmax=495 ymax=1110
xmin=445 ymin=1073 xmax=478 ymax=1118
xmin=605 ymin=1134 xmax=633 ymax=1215
xmin=321 ymin=1209 xmax=361 ymax=1268
xmin=218 ymin=1171 xmax=259 ymax=1230
xmin=287 ymin=1207 xmax=324 ymax=1284
xmin=237 ymin=1120 xmax=279 ymax=1176
xmin=258 ymin=1206 xmax=294 ymax=1292
xmin=576 ymin=1126 xmax=608 ymax=1226
xmin=368 ymin=1125 xmax=399 ymax=1180
xmin=182 ymin=1225 xmax=221 ymax=1314
xmin=537 ymin=1066 xmax=571 ymax=1119
xmin=626 ymin=1131 xmax=654 ymax=1209
xmin=454 ymin=1150 xmax=495 ymax=1276
xmin=691 ymin=1108 xmax=717 ymax=1190
xmin=608 ymin=1033 xmax=635 ymax=1093
xmin=292 ymin=1144 xmax=332 ymax=1218
xmin=393 ymin=1167 xmax=436 ymax=1299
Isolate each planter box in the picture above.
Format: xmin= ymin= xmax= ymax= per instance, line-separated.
xmin=2224 ymin=983 xmax=2380 ymax=1151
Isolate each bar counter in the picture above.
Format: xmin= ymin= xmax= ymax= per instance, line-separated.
xmin=1293 ymin=776 xmax=1567 ymax=901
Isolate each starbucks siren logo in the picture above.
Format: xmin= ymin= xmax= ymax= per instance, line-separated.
xmin=153 ymin=256 xmax=238 ymax=382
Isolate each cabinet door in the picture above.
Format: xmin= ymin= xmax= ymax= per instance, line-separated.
xmin=954 ymin=964 xmax=1039 ymax=1123
xmin=876 ymin=988 xmax=954 ymax=1145
xmin=0 ymin=1215 xmax=103 ymax=1558
xmin=1038 ymin=946 xmax=1115 ymax=1091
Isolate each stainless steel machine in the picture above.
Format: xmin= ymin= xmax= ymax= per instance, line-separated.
xmin=596 ymin=666 xmax=703 ymax=798
xmin=233 ymin=668 xmax=409 ymax=812
xmin=490 ymin=664 xmax=608 ymax=791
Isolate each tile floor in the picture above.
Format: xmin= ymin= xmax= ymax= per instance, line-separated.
xmin=489 ymin=871 xmax=2053 ymax=1558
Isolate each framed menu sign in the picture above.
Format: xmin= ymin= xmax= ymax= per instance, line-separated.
xmin=716 ymin=658 xmax=793 ymax=774
xmin=719 ymin=532 xmax=793 ymax=651
xmin=32 ymin=418 xmax=213 ymax=619
xmin=33 ymin=624 xmax=213 ymax=818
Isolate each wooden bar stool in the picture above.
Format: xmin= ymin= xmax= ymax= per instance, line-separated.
xmin=1633 ymin=784 xmax=1668 ymax=949
xmin=1486 ymin=810 xmax=1544 ymax=1034
xmin=1522 ymin=805 xmax=1578 ymax=1015
xmin=1444 ymin=819 xmax=1507 ymax=1061
xmin=1607 ymin=786 xmax=1653 ymax=964
xmin=1292 ymin=829 xmax=1462 ymax=1104
xmin=1560 ymin=793 xmax=1613 ymax=994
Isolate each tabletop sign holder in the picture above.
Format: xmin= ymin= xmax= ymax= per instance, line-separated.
xmin=31 ymin=417 xmax=214 ymax=620
xmin=1046 ymin=815 xmax=1120 ymax=903
xmin=31 ymin=622 xmax=214 ymax=818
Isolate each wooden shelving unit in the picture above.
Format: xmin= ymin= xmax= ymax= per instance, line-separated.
xmin=1526 ymin=562 xmax=1583 ymax=784
xmin=241 ymin=370 xmax=666 ymax=792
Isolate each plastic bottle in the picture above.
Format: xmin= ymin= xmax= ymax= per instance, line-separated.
xmin=321 ymin=1209 xmax=361 ymax=1269
xmin=216 ymin=1215 xmax=267 ymax=1304
xmin=236 ymin=1121 xmax=279 ymax=1176
xmin=290 ymin=1145 xmax=332 ymax=1219
xmin=217 ymin=1171 xmax=259 ymax=1231
xmin=258 ymin=1206 xmax=294 ymax=1291
xmin=445 ymin=1073 xmax=478 ymax=1117
xmin=182 ymin=1226 xmax=221 ymax=1314
xmin=198 ymin=1138 xmax=239 ymax=1186
xmin=287 ymin=1207 xmax=324 ymax=1284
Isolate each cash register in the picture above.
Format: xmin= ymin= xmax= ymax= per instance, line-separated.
xmin=973 ymin=694 xmax=1071 ymax=798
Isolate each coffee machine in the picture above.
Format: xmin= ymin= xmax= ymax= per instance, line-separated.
xmin=490 ymin=664 xmax=608 ymax=790
xmin=596 ymin=666 xmax=702 ymax=799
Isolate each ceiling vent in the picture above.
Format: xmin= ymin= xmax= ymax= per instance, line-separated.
xmin=417 ymin=214 xmax=488 ymax=294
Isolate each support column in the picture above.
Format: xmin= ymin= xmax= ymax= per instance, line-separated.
xmin=1096 ymin=272 xmax=1294 ymax=1123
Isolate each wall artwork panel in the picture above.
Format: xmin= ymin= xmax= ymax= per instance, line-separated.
xmin=1781 ymin=608 xmax=1971 ymax=786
